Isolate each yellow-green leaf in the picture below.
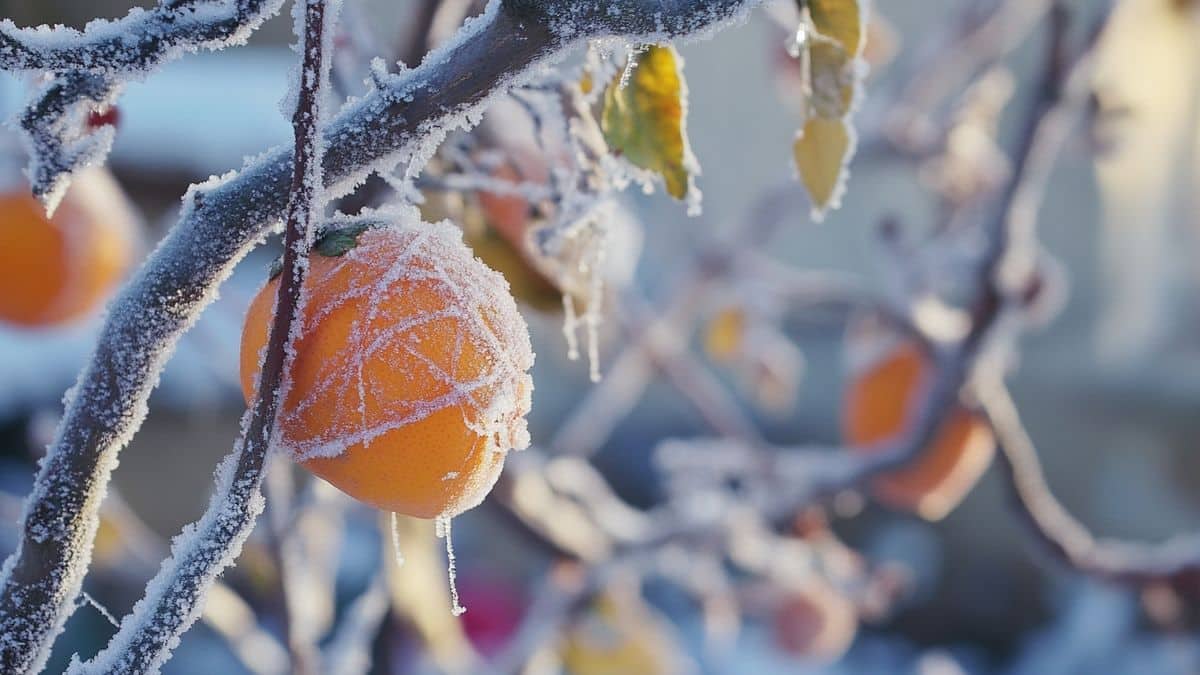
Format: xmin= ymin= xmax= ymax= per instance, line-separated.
xmin=602 ymin=45 xmax=693 ymax=200
xmin=793 ymin=116 xmax=853 ymax=219
xmin=808 ymin=0 xmax=864 ymax=56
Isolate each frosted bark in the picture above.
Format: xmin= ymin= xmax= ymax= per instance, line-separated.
xmin=5 ymin=0 xmax=287 ymax=211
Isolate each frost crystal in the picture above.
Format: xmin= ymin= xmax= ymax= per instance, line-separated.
xmin=4 ymin=0 xmax=287 ymax=210
xmin=271 ymin=209 xmax=535 ymax=467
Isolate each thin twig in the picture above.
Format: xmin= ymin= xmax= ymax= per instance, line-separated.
xmin=66 ymin=1 xmax=333 ymax=672
xmin=4 ymin=0 xmax=286 ymax=208
xmin=978 ymin=376 xmax=1200 ymax=587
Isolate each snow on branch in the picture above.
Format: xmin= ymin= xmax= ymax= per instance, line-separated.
xmin=0 ymin=0 xmax=281 ymax=73
xmin=68 ymin=0 xmax=334 ymax=671
xmin=0 ymin=1 xmax=765 ymax=672
xmin=504 ymin=0 xmax=757 ymax=41
xmin=979 ymin=377 xmax=1200 ymax=591
xmin=4 ymin=0 xmax=286 ymax=211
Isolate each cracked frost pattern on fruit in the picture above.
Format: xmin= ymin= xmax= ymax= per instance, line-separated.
xmin=271 ymin=212 xmax=534 ymax=464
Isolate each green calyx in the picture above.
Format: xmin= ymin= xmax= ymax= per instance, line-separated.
xmin=267 ymin=219 xmax=380 ymax=280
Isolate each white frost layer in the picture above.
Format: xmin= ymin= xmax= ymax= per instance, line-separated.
xmin=273 ymin=206 xmax=535 ymax=463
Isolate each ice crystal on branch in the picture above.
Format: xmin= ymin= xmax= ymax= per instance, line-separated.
xmin=4 ymin=0 xmax=286 ymax=212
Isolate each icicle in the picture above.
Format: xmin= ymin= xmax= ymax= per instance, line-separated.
xmin=389 ymin=512 xmax=405 ymax=568
xmin=586 ymin=313 xmax=602 ymax=382
xmin=435 ymin=515 xmax=466 ymax=616
xmin=584 ymin=224 xmax=607 ymax=383
xmin=562 ymin=294 xmax=581 ymax=361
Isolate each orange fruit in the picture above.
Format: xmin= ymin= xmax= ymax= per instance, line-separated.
xmin=240 ymin=216 xmax=534 ymax=519
xmin=477 ymin=162 xmax=534 ymax=242
xmin=841 ymin=341 xmax=994 ymax=521
xmin=0 ymin=168 xmax=138 ymax=327
xmin=772 ymin=581 xmax=858 ymax=662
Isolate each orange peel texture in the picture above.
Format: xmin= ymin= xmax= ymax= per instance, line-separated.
xmin=241 ymin=215 xmax=535 ymax=519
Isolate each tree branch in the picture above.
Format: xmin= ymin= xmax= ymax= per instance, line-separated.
xmin=0 ymin=0 xmax=280 ymax=73
xmin=6 ymin=0 xmax=287 ymax=210
xmin=978 ymin=377 xmax=1200 ymax=589
xmin=0 ymin=1 xmax=763 ymax=671
xmin=66 ymin=0 xmax=333 ymax=671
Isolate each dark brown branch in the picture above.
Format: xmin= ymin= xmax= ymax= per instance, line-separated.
xmin=242 ymin=3 xmax=331 ymax=671
xmin=66 ymin=1 xmax=332 ymax=672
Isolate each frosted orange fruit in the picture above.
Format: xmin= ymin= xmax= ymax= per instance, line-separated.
xmin=0 ymin=169 xmax=138 ymax=327
xmin=240 ymin=215 xmax=535 ymax=519
xmin=842 ymin=342 xmax=994 ymax=521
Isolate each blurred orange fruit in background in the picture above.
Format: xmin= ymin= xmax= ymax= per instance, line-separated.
xmin=842 ymin=341 xmax=994 ymax=521
xmin=0 ymin=169 xmax=138 ymax=328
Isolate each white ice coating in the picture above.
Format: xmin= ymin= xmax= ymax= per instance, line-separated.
xmin=435 ymin=515 xmax=466 ymax=617
xmin=273 ymin=207 xmax=535 ymax=463
xmin=4 ymin=0 xmax=288 ymax=212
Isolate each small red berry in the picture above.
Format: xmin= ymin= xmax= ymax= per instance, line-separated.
xmin=86 ymin=106 xmax=120 ymax=131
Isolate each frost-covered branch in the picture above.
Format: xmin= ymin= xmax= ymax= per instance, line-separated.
xmin=506 ymin=0 xmax=756 ymax=39
xmin=96 ymin=491 xmax=290 ymax=675
xmin=0 ymin=1 xmax=765 ymax=672
xmin=0 ymin=0 xmax=280 ymax=73
xmin=3 ymin=0 xmax=286 ymax=210
xmin=665 ymin=3 xmax=1200 ymax=594
xmin=978 ymin=377 xmax=1200 ymax=590
xmin=66 ymin=0 xmax=334 ymax=671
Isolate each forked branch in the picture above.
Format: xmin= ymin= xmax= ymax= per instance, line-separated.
xmin=65 ymin=0 xmax=333 ymax=671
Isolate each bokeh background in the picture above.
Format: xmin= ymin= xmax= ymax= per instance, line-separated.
xmin=0 ymin=0 xmax=1198 ymax=673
